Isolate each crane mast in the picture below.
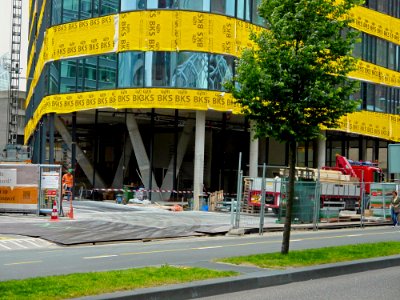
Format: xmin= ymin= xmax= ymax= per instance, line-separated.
xmin=7 ymin=0 xmax=22 ymax=145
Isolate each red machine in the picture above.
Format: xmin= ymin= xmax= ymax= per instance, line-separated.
xmin=323 ymin=154 xmax=383 ymax=194
xmin=245 ymin=154 xmax=384 ymax=214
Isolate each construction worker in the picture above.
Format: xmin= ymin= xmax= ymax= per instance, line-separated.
xmin=62 ymin=168 xmax=74 ymax=201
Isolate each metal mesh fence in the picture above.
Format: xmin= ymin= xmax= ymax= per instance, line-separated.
xmin=233 ymin=178 xmax=397 ymax=231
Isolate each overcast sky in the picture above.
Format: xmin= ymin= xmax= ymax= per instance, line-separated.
xmin=0 ymin=0 xmax=29 ymax=90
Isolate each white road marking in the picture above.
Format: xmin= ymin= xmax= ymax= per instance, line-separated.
xmin=83 ymin=254 xmax=119 ymax=259
xmin=4 ymin=261 xmax=42 ymax=266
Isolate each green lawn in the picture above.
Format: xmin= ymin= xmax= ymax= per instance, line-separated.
xmin=0 ymin=265 xmax=237 ymax=300
xmin=218 ymin=241 xmax=400 ymax=269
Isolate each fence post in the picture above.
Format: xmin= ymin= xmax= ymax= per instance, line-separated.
xmin=259 ymin=163 xmax=266 ymax=235
xmin=233 ymin=152 xmax=242 ymax=228
xmin=313 ymin=168 xmax=321 ymax=231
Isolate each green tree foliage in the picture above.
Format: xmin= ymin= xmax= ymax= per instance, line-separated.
xmin=226 ymin=0 xmax=363 ymax=254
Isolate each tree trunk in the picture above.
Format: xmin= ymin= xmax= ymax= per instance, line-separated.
xmin=281 ymin=140 xmax=296 ymax=254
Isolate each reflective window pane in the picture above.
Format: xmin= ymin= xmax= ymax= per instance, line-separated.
xmin=84 ymin=57 xmax=98 ymax=91
xmin=121 ymin=0 xmax=146 ymax=11
xmin=208 ymin=54 xmax=234 ymax=90
xmin=211 ymin=0 xmax=235 ymax=16
xmin=63 ymin=0 xmax=79 ymax=23
xmin=172 ymin=52 xmax=208 ymax=89
xmin=60 ymin=60 xmax=77 ymax=93
xmin=118 ymin=52 xmax=145 ymax=87
xmin=51 ymin=0 xmax=62 ymax=25
xmin=237 ymin=0 xmax=250 ymax=21
xmin=49 ymin=61 xmax=60 ymax=94
xmin=80 ymin=0 xmax=92 ymax=19
xmin=145 ymin=52 xmax=176 ymax=87
xmin=76 ymin=59 xmax=84 ymax=92
xmin=101 ymin=0 xmax=119 ymax=15
xmin=98 ymin=54 xmax=117 ymax=90
xmin=252 ymin=0 xmax=265 ymax=26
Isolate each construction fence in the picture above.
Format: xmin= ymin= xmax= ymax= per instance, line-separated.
xmin=0 ymin=164 xmax=62 ymax=215
xmin=232 ymin=178 xmax=398 ymax=232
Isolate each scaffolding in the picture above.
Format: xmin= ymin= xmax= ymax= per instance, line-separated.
xmin=7 ymin=0 xmax=23 ymax=145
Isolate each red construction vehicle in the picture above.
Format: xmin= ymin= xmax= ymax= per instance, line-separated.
xmin=244 ymin=154 xmax=384 ymax=214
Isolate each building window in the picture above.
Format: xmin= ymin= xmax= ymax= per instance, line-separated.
xmin=80 ymin=0 xmax=93 ymax=19
xmin=211 ymin=0 xmax=235 ymax=16
xmin=145 ymin=52 xmax=175 ymax=87
xmin=252 ymin=0 xmax=265 ymax=26
xmin=121 ymin=0 xmax=146 ymax=11
xmin=118 ymin=52 xmax=145 ymax=87
xmin=51 ymin=0 xmax=62 ymax=25
xmin=98 ymin=54 xmax=117 ymax=90
xmin=49 ymin=61 xmax=60 ymax=94
xmin=237 ymin=0 xmax=251 ymax=21
xmin=62 ymin=0 xmax=79 ymax=23
xmin=84 ymin=57 xmax=98 ymax=91
xmin=172 ymin=52 xmax=208 ymax=89
xmin=101 ymin=0 xmax=119 ymax=15
xmin=60 ymin=60 xmax=77 ymax=93
xmin=208 ymin=54 xmax=234 ymax=90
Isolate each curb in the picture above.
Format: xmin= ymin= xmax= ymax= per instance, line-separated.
xmin=83 ymin=255 xmax=400 ymax=300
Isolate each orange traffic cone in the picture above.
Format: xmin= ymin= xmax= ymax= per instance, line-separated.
xmin=67 ymin=200 xmax=74 ymax=219
xmin=50 ymin=199 xmax=59 ymax=221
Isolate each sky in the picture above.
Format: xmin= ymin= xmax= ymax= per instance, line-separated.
xmin=0 ymin=0 xmax=29 ymax=90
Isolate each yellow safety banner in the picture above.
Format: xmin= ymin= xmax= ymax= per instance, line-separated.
xmin=25 ymin=8 xmax=400 ymax=110
xmin=48 ymin=15 xmax=117 ymax=61
xmin=335 ymin=111 xmax=400 ymax=142
xmin=350 ymin=60 xmax=400 ymax=87
xmin=349 ymin=6 xmax=400 ymax=46
xmin=24 ymin=88 xmax=241 ymax=144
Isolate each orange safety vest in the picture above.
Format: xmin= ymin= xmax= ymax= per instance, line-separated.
xmin=62 ymin=173 xmax=74 ymax=188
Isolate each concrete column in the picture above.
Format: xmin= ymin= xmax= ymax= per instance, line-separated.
xmin=317 ymin=131 xmax=326 ymax=169
xmin=193 ymin=110 xmax=206 ymax=211
xmin=359 ymin=136 xmax=367 ymax=161
xmin=161 ymin=116 xmax=195 ymax=200
xmin=49 ymin=113 xmax=55 ymax=164
xmin=126 ymin=111 xmax=160 ymax=200
xmin=249 ymin=123 xmax=259 ymax=178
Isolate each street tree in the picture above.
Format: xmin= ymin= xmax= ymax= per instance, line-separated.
xmin=226 ymin=0 xmax=362 ymax=254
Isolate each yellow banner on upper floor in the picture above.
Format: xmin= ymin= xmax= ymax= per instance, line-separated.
xmin=349 ymin=6 xmax=400 ymax=46
xmin=24 ymin=88 xmax=241 ymax=144
xmin=350 ymin=60 xmax=400 ymax=87
xmin=23 ymin=86 xmax=400 ymax=145
xmin=335 ymin=111 xmax=400 ymax=142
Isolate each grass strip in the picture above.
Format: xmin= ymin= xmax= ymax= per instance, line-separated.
xmin=0 ymin=265 xmax=237 ymax=300
xmin=218 ymin=241 xmax=400 ymax=269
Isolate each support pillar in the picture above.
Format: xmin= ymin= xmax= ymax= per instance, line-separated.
xmin=317 ymin=131 xmax=326 ymax=169
xmin=126 ymin=110 xmax=160 ymax=200
xmin=40 ymin=117 xmax=46 ymax=164
xmin=249 ymin=122 xmax=259 ymax=178
xmin=193 ymin=111 xmax=205 ymax=211
xmin=359 ymin=136 xmax=367 ymax=161
xmin=49 ymin=113 xmax=55 ymax=164
xmin=71 ymin=113 xmax=77 ymax=170
xmin=160 ymin=116 xmax=195 ymax=200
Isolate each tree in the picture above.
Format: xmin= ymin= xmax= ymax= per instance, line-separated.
xmin=226 ymin=0 xmax=362 ymax=254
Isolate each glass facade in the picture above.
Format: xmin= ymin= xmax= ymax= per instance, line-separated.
xmin=52 ymin=0 xmax=265 ymax=27
xmin=364 ymin=0 xmax=400 ymax=18
xmin=354 ymin=33 xmax=400 ymax=72
xmin=47 ymin=51 xmax=233 ymax=94
xmin=28 ymin=0 xmax=400 ymax=123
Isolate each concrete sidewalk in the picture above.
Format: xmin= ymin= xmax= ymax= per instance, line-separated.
xmin=82 ymin=255 xmax=400 ymax=300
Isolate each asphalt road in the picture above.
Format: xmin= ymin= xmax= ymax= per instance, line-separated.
xmin=197 ymin=266 xmax=400 ymax=300
xmin=1 ymin=226 xmax=399 ymax=281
